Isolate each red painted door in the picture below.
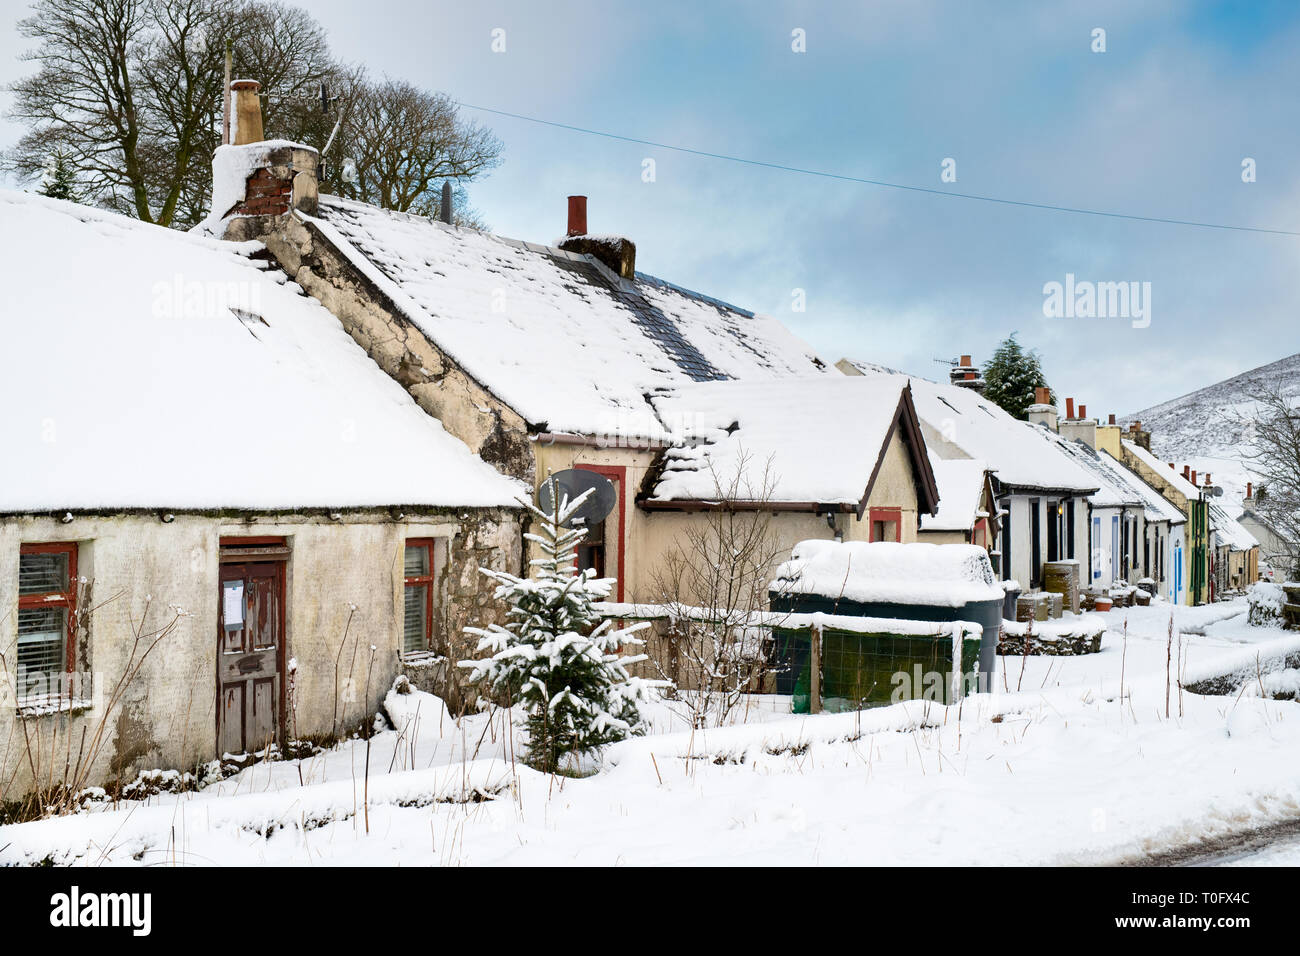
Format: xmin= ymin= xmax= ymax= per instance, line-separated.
xmin=217 ymin=562 xmax=284 ymax=755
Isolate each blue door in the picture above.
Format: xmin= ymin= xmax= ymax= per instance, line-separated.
xmin=1174 ymin=541 xmax=1183 ymax=603
xmin=1092 ymin=516 xmax=1102 ymax=580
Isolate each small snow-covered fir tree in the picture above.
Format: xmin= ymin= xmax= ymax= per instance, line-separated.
xmin=460 ymin=489 xmax=664 ymax=773
xmin=38 ymin=150 xmax=79 ymax=202
xmin=982 ymin=333 xmax=1053 ymax=420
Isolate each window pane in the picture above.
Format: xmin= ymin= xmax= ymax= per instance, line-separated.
xmin=19 ymin=551 xmax=69 ymax=596
xmin=17 ymin=606 xmax=67 ymax=698
xmin=404 ymin=544 xmax=430 ymax=578
xmin=403 ymin=584 xmax=428 ymax=654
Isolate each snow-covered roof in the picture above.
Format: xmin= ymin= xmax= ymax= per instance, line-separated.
xmin=1209 ymin=502 xmax=1259 ymax=552
xmin=0 ymin=190 xmax=524 ymax=512
xmin=305 ymin=196 xmax=828 ymax=440
xmin=642 ymin=376 xmax=936 ymax=510
xmin=921 ymin=456 xmax=989 ymax=532
xmin=1044 ymin=434 xmax=1139 ymax=509
xmin=1122 ymin=439 xmax=1204 ymax=500
xmin=1091 ymin=448 xmax=1186 ymax=524
xmin=771 ymin=540 xmax=1004 ymax=607
xmin=841 ymin=361 xmax=1100 ymax=494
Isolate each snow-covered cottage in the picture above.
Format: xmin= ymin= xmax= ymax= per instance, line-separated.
xmin=917 ymin=456 xmax=999 ymax=549
xmin=838 ymin=361 xmax=1099 ymax=592
xmin=1049 ymin=411 xmax=1187 ymax=602
xmin=642 ymin=376 xmax=940 ymax=552
xmin=1116 ymin=437 xmax=1216 ymax=604
xmin=198 ymin=108 xmax=862 ymax=611
xmin=0 ymin=190 xmax=523 ymax=796
xmin=1239 ymin=483 xmax=1295 ymax=579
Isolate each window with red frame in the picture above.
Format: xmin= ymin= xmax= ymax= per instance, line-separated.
xmin=17 ymin=543 xmax=77 ymax=702
xmin=402 ymin=540 xmax=438 ymax=656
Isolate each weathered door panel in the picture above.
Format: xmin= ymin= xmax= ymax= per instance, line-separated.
xmin=219 ymin=683 xmax=244 ymax=756
xmin=217 ymin=561 xmax=284 ymax=755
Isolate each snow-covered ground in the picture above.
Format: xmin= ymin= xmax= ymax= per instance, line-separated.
xmin=3 ymin=598 xmax=1299 ymax=867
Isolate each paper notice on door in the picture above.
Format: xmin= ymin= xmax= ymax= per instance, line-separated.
xmin=222 ymin=581 xmax=245 ymax=631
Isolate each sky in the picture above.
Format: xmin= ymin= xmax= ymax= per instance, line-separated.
xmin=1 ymin=0 xmax=1297 ymax=416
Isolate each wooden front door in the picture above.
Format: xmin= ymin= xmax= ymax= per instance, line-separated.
xmin=218 ymin=561 xmax=284 ymax=755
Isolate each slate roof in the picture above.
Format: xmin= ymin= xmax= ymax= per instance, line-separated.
xmin=642 ymin=376 xmax=939 ymax=514
xmin=842 ymin=361 xmax=1101 ymax=495
xmin=0 ymin=190 xmax=523 ymax=513
xmin=306 ymin=196 xmax=828 ymax=441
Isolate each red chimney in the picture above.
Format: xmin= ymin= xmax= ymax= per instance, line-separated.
xmin=1065 ymin=398 xmax=1075 ymax=420
xmin=959 ymin=355 xmax=971 ymax=367
xmin=1034 ymin=387 xmax=1050 ymax=405
xmin=1079 ymin=404 xmax=1087 ymax=420
xmin=1108 ymin=413 xmax=1116 ymax=425
xmin=1168 ymin=462 xmax=1176 ymax=470
xmin=1182 ymin=465 xmax=1190 ymax=479
xmin=567 ymin=195 xmax=587 ymax=237
xmin=1191 ymin=470 xmax=1198 ymax=486
xmin=1246 ymin=481 xmax=1253 ymax=499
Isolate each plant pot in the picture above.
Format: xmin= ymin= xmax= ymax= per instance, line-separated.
xmin=1095 ymin=597 xmax=1113 ymax=612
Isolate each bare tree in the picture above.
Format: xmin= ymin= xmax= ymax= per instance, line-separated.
xmin=5 ymin=0 xmax=241 ymax=226
xmin=331 ymin=79 xmax=501 ymax=224
xmin=1242 ymin=385 xmax=1300 ymax=578
xmin=647 ymin=451 xmax=791 ymax=728
xmin=5 ymin=0 xmax=500 ymax=229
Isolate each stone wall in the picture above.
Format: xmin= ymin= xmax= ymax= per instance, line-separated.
xmin=0 ymin=506 xmax=521 ymax=800
xmin=224 ymin=214 xmax=535 ymax=482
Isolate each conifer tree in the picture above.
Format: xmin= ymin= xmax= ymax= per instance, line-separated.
xmin=982 ymin=333 xmax=1053 ymax=420
xmin=461 ymin=489 xmax=664 ymax=773
xmin=37 ymin=149 xmax=78 ymax=201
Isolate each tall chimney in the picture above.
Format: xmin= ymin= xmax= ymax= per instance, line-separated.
xmin=1190 ymin=470 xmax=1198 ymax=486
xmin=1027 ymin=387 xmax=1058 ymax=431
xmin=959 ymin=355 xmax=971 ymax=367
xmin=1108 ymin=413 xmax=1116 ymax=425
xmin=440 ymin=181 xmax=453 ymax=224
xmin=1065 ymin=397 xmax=1075 ymax=420
xmin=1246 ymin=481 xmax=1253 ymax=500
xmin=231 ymin=79 xmax=263 ymax=145
xmin=1079 ymin=404 xmax=1087 ymax=420
xmin=558 ymin=195 xmax=636 ymax=279
xmin=567 ymin=195 xmax=587 ymax=237
xmin=1182 ymin=465 xmax=1190 ymax=480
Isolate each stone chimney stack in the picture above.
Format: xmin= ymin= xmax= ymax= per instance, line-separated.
xmin=1125 ymin=419 xmax=1152 ymax=452
xmin=1027 ymin=386 xmax=1058 ymax=432
xmin=558 ymin=196 xmax=637 ymax=280
xmin=1059 ymin=397 xmax=1097 ymax=448
xmin=949 ymin=354 xmax=986 ymax=393
xmin=209 ymin=79 xmax=318 ymax=237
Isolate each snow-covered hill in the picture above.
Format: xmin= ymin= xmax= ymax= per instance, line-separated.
xmin=1126 ymin=352 xmax=1300 ymax=463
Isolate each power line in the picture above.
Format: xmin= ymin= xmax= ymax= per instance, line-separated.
xmin=456 ymin=101 xmax=1300 ymax=238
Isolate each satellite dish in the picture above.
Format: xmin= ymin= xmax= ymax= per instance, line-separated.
xmin=538 ymin=469 xmax=617 ymax=528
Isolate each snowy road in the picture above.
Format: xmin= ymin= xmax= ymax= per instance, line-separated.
xmin=3 ymin=598 xmax=1299 ymax=866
